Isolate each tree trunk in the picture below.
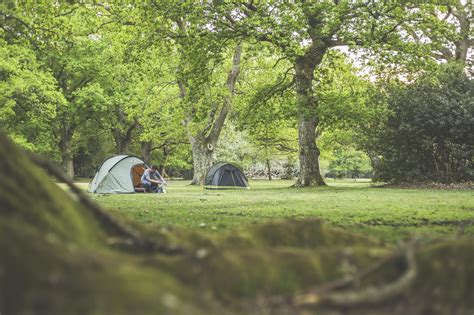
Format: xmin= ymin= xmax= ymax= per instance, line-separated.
xmin=113 ymin=129 xmax=127 ymax=154
xmin=112 ymin=108 xmax=138 ymax=154
xmin=159 ymin=166 xmax=168 ymax=178
xmin=186 ymin=45 xmax=242 ymax=185
xmin=140 ymin=141 xmax=152 ymax=165
xmin=161 ymin=145 xmax=170 ymax=178
xmin=190 ymin=137 xmax=214 ymax=185
xmin=59 ymin=124 xmax=74 ymax=179
xmin=296 ymin=116 xmax=325 ymax=186
xmin=61 ymin=157 xmax=74 ymax=180
xmin=293 ymin=55 xmax=326 ymax=187
xmin=266 ymin=159 xmax=272 ymax=180
xmin=73 ymin=147 xmax=87 ymax=178
xmin=453 ymin=2 xmax=470 ymax=62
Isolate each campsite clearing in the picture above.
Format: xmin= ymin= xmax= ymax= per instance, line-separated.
xmin=87 ymin=179 xmax=474 ymax=242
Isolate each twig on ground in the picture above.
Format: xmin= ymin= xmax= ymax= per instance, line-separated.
xmin=294 ymin=241 xmax=417 ymax=307
xmin=265 ymin=241 xmax=418 ymax=309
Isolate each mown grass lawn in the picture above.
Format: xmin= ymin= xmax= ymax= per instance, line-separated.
xmin=81 ymin=179 xmax=474 ymax=242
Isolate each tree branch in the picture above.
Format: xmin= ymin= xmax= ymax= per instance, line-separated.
xmin=207 ymin=44 xmax=242 ymax=143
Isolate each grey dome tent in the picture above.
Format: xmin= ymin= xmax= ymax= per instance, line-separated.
xmin=89 ymin=155 xmax=148 ymax=194
xmin=204 ymin=162 xmax=249 ymax=189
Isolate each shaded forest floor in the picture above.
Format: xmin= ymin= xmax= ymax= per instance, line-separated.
xmin=82 ymin=179 xmax=474 ymax=242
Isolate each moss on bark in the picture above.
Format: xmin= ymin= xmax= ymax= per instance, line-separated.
xmin=1 ymin=132 xmax=473 ymax=315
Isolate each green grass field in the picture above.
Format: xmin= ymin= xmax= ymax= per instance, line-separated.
xmin=79 ymin=179 xmax=474 ymax=242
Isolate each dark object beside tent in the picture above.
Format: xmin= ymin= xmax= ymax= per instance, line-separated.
xmin=205 ymin=162 xmax=249 ymax=189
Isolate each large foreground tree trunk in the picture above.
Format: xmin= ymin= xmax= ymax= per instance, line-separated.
xmin=1 ymin=131 xmax=474 ymax=315
xmin=293 ymin=55 xmax=326 ymax=187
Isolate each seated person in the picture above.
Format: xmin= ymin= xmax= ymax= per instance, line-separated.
xmin=141 ymin=164 xmax=166 ymax=193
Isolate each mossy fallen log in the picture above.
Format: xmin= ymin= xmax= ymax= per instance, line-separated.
xmin=1 ymin=132 xmax=473 ymax=315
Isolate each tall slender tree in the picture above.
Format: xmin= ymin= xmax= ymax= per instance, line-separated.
xmin=139 ymin=2 xmax=244 ymax=184
xmin=181 ymin=44 xmax=243 ymax=184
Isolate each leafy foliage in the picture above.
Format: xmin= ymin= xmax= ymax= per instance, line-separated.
xmin=0 ymin=1 xmax=471 ymax=183
xmin=0 ymin=40 xmax=63 ymax=157
xmin=368 ymin=63 xmax=473 ymax=183
xmin=326 ymin=147 xmax=372 ymax=179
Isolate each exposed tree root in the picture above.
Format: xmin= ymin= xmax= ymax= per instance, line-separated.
xmin=291 ymin=179 xmax=328 ymax=188
xmin=2 ymin=133 xmax=474 ymax=315
xmin=264 ymin=241 xmax=417 ymax=310
xmin=28 ymin=151 xmax=184 ymax=255
xmin=304 ymin=250 xmax=398 ymax=295
xmin=294 ymin=242 xmax=417 ymax=307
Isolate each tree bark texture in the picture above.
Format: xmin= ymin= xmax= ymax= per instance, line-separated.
xmin=140 ymin=141 xmax=153 ymax=165
xmin=266 ymin=159 xmax=272 ymax=180
xmin=454 ymin=5 xmax=471 ymax=62
xmin=61 ymin=157 xmax=74 ymax=180
xmin=294 ymin=55 xmax=326 ymax=187
xmin=1 ymin=131 xmax=474 ymax=315
xmin=112 ymin=108 xmax=138 ymax=154
xmin=431 ymin=2 xmax=472 ymax=63
xmin=59 ymin=123 xmax=74 ymax=179
xmin=190 ymin=137 xmax=215 ymax=185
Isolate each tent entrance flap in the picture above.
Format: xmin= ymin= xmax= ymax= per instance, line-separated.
xmin=132 ymin=164 xmax=146 ymax=187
